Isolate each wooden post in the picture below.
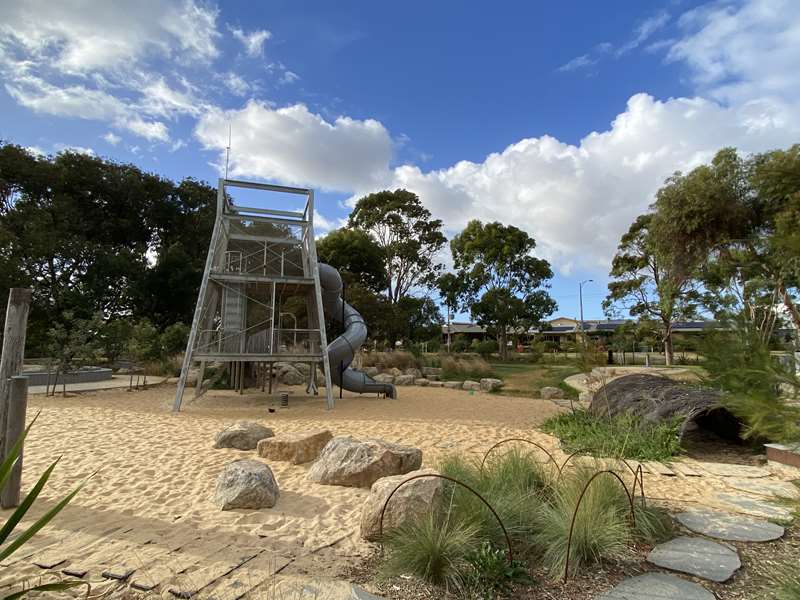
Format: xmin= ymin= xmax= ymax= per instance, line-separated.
xmin=1 ymin=376 xmax=28 ymax=508
xmin=0 ymin=288 xmax=32 ymax=464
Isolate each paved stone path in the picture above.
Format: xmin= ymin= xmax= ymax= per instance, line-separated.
xmin=598 ymin=573 xmax=715 ymax=600
xmin=646 ymin=536 xmax=741 ymax=582
xmin=713 ymin=491 xmax=794 ymax=520
xmin=676 ymin=510 xmax=785 ymax=542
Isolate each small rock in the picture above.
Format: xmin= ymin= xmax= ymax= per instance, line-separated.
xmin=373 ymin=373 xmax=395 ymax=384
xmin=462 ymin=380 xmax=481 ymax=391
xmin=360 ymin=469 xmax=443 ymax=541
xmin=540 ymin=386 xmax=565 ymax=400
xmin=308 ymin=437 xmax=423 ymax=488
xmin=388 ymin=367 xmax=402 ymax=377
xmin=422 ymin=367 xmax=442 ymax=378
xmin=675 ymin=510 xmax=784 ymax=542
xmin=479 ymin=378 xmax=503 ymax=392
xmin=646 ymin=536 xmax=741 ymax=582
xmin=404 ymin=368 xmax=422 ymax=378
xmin=442 ymin=381 xmax=462 ymax=389
xmin=214 ymin=459 xmax=279 ymax=510
xmin=429 ymin=381 xmax=444 ymax=388
xmin=394 ymin=374 xmax=415 ymax=386
xmin=415 ymin=378 xmax=430 ymax=386
xmin=214 ymin=421 xmax=274 ymax=451
xmin=257 ymin=430 xmax=333 ymax=464
xmin=598 ymin=573 xmax=714 ymax=600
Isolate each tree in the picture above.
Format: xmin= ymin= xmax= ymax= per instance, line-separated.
xmin=450 ymin=220 xmax=555 ymax=360
xmin=603 ymin=214 xmax=701 ymax=365
xmin=46 ymin=312 xmax=103 ymax=396
xmin=396 ymin=296 xmax=442 ymax=343
xmin=436 ymin=272 xmax=468 ymax=351
xmin=348 ymin=189 xmax=446 ymax=303
xmin=316 ymin=228 xmax=387 ymax=292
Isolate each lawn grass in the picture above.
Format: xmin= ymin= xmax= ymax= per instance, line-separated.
xmin=489 ymin=362 xmax=582 ymax=399
xmin=541 ymin=409 xmax=683 ymax=462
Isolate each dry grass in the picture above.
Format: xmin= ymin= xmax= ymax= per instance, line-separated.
xmin=439 ymin=355 xmax=493 ymax=380
xmin=360 ymin=351 xmax=419 ymax=370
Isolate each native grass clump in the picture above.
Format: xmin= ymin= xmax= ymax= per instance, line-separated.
xmin=380 ymin=447 xmax=671 ymax=596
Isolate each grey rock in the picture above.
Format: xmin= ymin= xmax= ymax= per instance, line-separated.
xmin=442 ymin=381 xmax=462 ymax=389
xmin=713 ymin=491 xmax=794 ymax=520
xmin=257 ymin=429 xmax=333 ymax=464
xmin=697 ymin=462 xmax=770 ymax=478
xmin=214 ymin=421 xmax=274 ymax=451
xmin=388 ymin=367 xmax=402 ymax=377
xmin=540 ymin=386 xmax=565 ymax=400
xmin=363 ymin=366 xmax=379 ymax=377
xmin=360 ymin=469 xmax=443 ymax=540
xmin=415 ymin=378 xmax=430 ymax=386
xmin=308 ymin=436 xmax=423 ymax=488
xmin=373 ymin=373 xmax=395 ymax=384
xmin=214 ymin=459 xmax=279 ymax=510
xmin=480 ymin=378 xmax=503 ymax=392
xmin=394 ymin=374 xmax=416 ymax=386
xmin=676 ymin=510 xmax=784 ymax=542
xmin=429 ymin=381 xmax=444 ymax=388
xmin=404 ymin=368 xmax=422 ymax=378
xmin=422 ymin=367 xmax=442 ymax=378
xmin=278 ymin=364 xmax=304 ymax=385
xmin=598 ymin=573 xmax=714 ymax=600
xmin=462 ymin=380 xmax=481 ymax=391
xmin=646 ymin=536 xmax=741 ymax=582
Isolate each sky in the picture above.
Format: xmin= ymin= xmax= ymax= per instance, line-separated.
xmin=1 ymin=0 xmax=799 ymax=322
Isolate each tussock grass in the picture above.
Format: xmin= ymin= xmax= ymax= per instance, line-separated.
xmin=439 ymin=355 xmax=493 ymax=380
xmin=360 ymin=351 xmax=419 ymax=370
xmin=541 ymin=409 xmax=683 ymax=462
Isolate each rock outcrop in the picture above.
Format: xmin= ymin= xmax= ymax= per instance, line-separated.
xmin=214 ymin=459 xmax=279 ymax=510
xmin=308 ymin=437 xmax=423 ymax=488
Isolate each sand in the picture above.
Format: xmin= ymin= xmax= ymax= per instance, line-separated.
xmin=2 ymin=383 xmax=797 ymax=596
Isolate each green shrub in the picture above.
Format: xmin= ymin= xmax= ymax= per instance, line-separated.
xmin=541 ymin=409 xmax=683 ymax=462
xmin=474 ymin=339 xmax=498 ymax=359
xmin=381 ymin=510 xmax=479 ymax=590
xmin=532 ymin=467 xmax=633 ymax=578
xmin=462 ymin=541 xmax=533 ymax=599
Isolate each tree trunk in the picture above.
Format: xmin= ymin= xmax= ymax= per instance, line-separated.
xmin=0 ymin=289 xmax=31 ymax=463
xmin=663 ymin=333 xmax=674 ymax=366
xmin=779 ymin=284 xmax=800 ymax=345
xmin=499 ymin=330 xmax=508 ymax=361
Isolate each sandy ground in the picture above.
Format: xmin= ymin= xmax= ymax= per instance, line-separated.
xmin=2 ymin=382 xmax=798 ymax=596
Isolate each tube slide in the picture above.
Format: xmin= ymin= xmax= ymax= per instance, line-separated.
xmin=318 ymin=263 xmax=397 ymax=398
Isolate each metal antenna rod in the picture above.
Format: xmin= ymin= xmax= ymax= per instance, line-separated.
xmin=224 ymin=122 xmax=232 ymax=178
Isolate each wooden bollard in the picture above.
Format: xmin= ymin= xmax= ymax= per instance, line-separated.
xmin=1 ymin=375 xmax=29 ymax=508
xmin=0 ymin=289 xmax=32 ymax=462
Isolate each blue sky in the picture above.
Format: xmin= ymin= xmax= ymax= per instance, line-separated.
xmin=1 ymin=0 xmax=799 ymax=321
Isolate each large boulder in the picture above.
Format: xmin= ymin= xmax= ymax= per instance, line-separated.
xmin=443 ymin=381 xmax=462 ymax=389
xmin=429 ymin=381 xmax=444 ymax=388
xmin=360 ymin=469 xmax=444 ymax=541
xmin=540 ymin=386 xmax=565 ymax=400
xmin=388 ymin=367 xmax=403 ymax=377
xmin=257 ymin=429 xmax=333 ymax=464
xmin=590 ymin=374 xmax=736 ymax=441
xmin=214 ymin=459 xmax=279 ymax=510
xmin=394 ymin=374 xmax=415 ymax=386
xmin=373 ymin=373 xmax=395 ymax=384
xmin=214 ymin=421 xmax=274 ymax=451
xmin=404 ymin=368 xmax=423 ymax=378
xmin=277 ymin=364 xmax=304 ymax=385
xmin=308 ymin=437 xmax=423 ymax=488
xmin=415 ymin=378 xmax=430 ymax=387
xmin=480 ymin=378 xmax=503 ymax=392
xmin=462 ymin=380 xmax=481 ymax=391
xmin=422 ymin=367 xmax=442 ymax=379
xmin=363 ymin=366 xmax=380 ymax=377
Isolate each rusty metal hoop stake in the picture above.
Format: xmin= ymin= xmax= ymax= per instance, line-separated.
xmin=378 ymin=473 xmax=514 ymax=565
xmin=563 ymin=470 xmax=636 ymax=583
xmin=480 ymin=438 xmax=561 ymax=474
xmin=557 ymin=449 xmax=587 ymax=479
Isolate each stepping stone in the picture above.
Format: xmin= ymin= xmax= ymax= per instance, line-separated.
xmin=647 ymin=536 xmax=740 ymax=582
xmin=598 ymin=573 xmax=714 ymax=599
xmin=695 ymin=462 xmax=770 ymax=478
xmin=676 ymin=510 xmax=784 ymax=542
xmin=727 ymin=478 xmax=800 ymax=500
xmin=713 ymin=492 xmax=794 ymax=521
xmin=643 ymin=461 xmax=676 ymax=476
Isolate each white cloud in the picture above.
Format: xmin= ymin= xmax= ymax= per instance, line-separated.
xmin=617 ymin=12 xmax=671 ymax=56
xmin=374 ymin=93 xmax=798 ymax=272
xmin=230 ymin=27 xmax=271 ymax=57
xmin=103 ymin=132 xmax=122 ymax=145
xmin=0 ymin=0 xmax=220 ymax=141
xmin=221 ymin=71 xmax=251 ymax=96
xmin=557 ymin=54 xmax=596 ymax=73
xmin=280 ymin=70 xmax=300 ymax=85
xmin=55 ymin=143 xmax=94 ymax=156
xmin=667 ymin=0 xmax=800 ymax=107
xmin=194 ymin=101 xmax=393 ymax=192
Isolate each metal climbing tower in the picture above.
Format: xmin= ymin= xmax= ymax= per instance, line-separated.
xmin=172 ymin=178 xmax=334 ymax=411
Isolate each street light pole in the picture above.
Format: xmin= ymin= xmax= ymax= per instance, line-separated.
xmin=579 ymin=279 xmax=593 ymax=345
